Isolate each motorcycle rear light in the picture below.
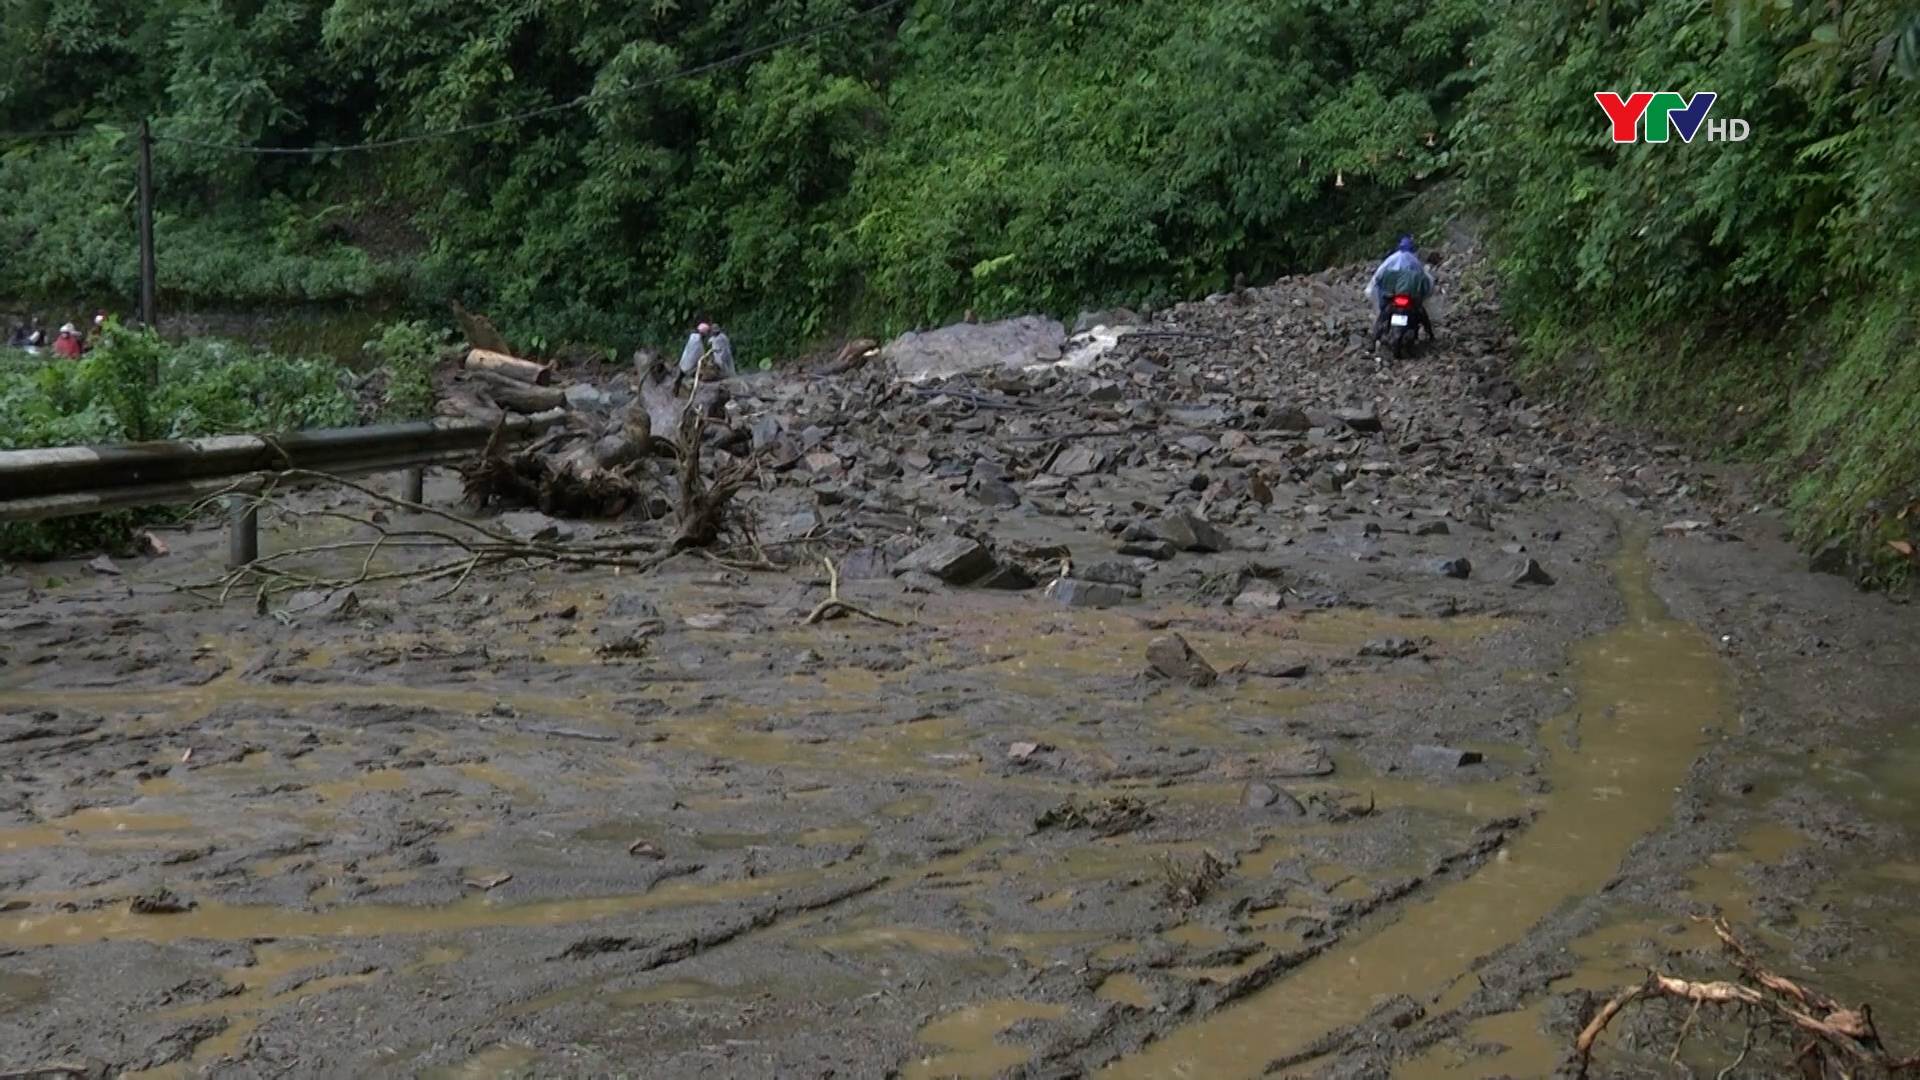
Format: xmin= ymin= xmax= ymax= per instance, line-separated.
xmin=1392 ymin=296 xmax=1412 ymax=307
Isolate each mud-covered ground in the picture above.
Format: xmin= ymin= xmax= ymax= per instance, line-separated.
xmin=3 ymin=252 xmax=1917 ymax=1079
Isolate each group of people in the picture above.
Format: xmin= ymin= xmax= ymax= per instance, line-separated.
xmin=676 ymin=321 xmax=736 ymax=384
xmin=7 ymin=312 xmax=108 ymax=358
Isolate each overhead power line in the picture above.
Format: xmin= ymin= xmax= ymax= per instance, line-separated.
xmin=0 ymin=128 xmax=90 ymax=141
xmin=152 ymin=0 xmax=908 ymax=157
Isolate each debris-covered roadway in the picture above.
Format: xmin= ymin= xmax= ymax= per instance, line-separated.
xmin=3 ymin=250 xmax=1919 ymax=1079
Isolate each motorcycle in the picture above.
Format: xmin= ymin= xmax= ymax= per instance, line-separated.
xmin=1380 ymin=294 xmax=1424 ymax=359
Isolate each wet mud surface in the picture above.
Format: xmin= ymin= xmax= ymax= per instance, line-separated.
xmin=4 ymin=257 xmax=1918 ymax=1078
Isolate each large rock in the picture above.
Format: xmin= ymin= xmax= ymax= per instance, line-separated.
xmin=1147 ymin=633 xmax=1217 ymax=688
xmin=883 ymin=315 xmax=1067 ymax=383
xmin=1049 ymin=445 xmax=1108 ymax=477
xmin=1048 ymin=578 xmax=1130 ymax=609
xmin=284 ymin=588 xmax=359 ymax=621
xmin=1333 ymin=407 xmax=1383 ymax=433
xmin=1077 ymin=561 xmax=1144 ymax=589
xmin=1511 ymin=558 xmax=1556 ymax=586
xmin=893 ymin=537 xmax=995 ymax=585
xmin=1232 ymin=584 xmax=1286 ymax=611
xmin=1411 ymin=745 xmax=1484 ymax=771
xmin=1118 ymin=539 xmax=1178 ymax=560
xmin=1148 ymin=511 xmax=1231 ymax=553
xmin=974 ymin=562 xmax=1037 ymax=590
xmin=1072 ymin=308 xmax=1142 ymax=334
xmin=1265 ymin=405 xmax=1314 ymax=432
xmin=1243 ymin=781 xmax=1307 ymax=817
xmin=497 ymin=511 xmax=574 ymax=543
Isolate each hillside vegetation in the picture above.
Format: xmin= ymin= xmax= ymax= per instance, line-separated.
xmin=0 ymin=0 xmax=1914 ymax=574
xmin=1461 ymin=0 xmax=1919 ymax=579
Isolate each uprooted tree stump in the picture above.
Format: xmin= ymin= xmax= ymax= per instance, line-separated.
xmin=1575 ymin=917 xmax=1920 ymax=1079
xmin=458 ymin=412 xmax=654 ymax=519
xmin=456 ymin=357 xmax=760 ymax=550
xmin=669 ymin=368 xmax=757 ymax=550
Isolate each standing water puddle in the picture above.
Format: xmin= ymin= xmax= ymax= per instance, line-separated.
xmin=903 ymin=1000 xmax=1072 ymax=1079
xmin=1100 ymin=534 xmax=1730 ymax=1079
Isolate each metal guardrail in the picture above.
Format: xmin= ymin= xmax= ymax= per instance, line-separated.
xmin=0 ymin=410 xmax=563 ymax=567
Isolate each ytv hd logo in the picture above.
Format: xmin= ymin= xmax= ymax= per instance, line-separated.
xmin=1594 ymin=92 xmax=1749 ymax=143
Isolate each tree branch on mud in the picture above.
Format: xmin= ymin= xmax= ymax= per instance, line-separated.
xmin=1575 ymin=917 xmax=1920 ymax=1079
xmin=804 ymin=556 xmax=907 ymax=627
xmin=180 ymin=471 xmax=679 ymax=607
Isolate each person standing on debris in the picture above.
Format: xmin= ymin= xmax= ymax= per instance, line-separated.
xmin=1366 ymin=237 xmax=1436 ymax=343
xmin=676 ymin=322 xmax=737 ymax=385
xmin=707 ymin=324 xmax=735 ymax=378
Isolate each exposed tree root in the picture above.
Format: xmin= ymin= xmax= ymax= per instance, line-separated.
xmin=670 ymin=368 xmax=759 ymax=550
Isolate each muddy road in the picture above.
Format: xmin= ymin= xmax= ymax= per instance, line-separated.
xmin=4 ymin=253 xmax=1918 ymax=1079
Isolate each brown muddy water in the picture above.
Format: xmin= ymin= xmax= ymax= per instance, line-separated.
xmin=1101 ymin=537 xmax=1729 ymax=1079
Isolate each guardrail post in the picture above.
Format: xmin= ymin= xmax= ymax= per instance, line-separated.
xmin=228 ymin=495 xmax=259 ymax=569
xmin=403 ymin=467 xmax=425 ymax=504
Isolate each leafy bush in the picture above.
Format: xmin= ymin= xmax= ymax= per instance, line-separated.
xmin=0 ymin=325 xmax=358 ymax=560
xmin=363 ymin=318 xmax=452 ymax=422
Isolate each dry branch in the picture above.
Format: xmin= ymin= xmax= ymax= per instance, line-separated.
xmin=804 ymin=557 xmax=906 ymax=627
xmin=181 ymin=470 xmax=676 ymax=607
xmin=1575 ymin=917 xmax=1920 ymax=1079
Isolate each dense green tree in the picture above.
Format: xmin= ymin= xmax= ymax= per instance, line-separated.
xmin=1458 ymin=0 xmax=1919 ymax=569
xmin=0 ymin=0 xmax=1479 ymax=353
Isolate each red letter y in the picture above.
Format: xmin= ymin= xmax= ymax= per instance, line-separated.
xmin=1594 ymin=92 xmax=1654 ymax=143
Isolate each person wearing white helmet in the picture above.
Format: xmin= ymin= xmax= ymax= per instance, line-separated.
xmin=677 ymin=323 xmax=707 ymax=377
xmin=53 ymin=322 xmax=82 ymax=359
xmin=675 ymin=321 xmax=737 ymax=383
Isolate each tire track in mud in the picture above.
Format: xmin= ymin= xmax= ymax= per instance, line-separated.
xmin=1089 ymin=534 xmax=1732 ymax=1080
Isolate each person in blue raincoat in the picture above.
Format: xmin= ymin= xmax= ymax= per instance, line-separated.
xmin=1366 ymin=237 xmax=1435 ymax=344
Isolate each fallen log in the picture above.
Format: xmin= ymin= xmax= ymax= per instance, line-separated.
xmin=470 ymin=374 xmax=566 ymax=414
xmin=466 ymin=348 xmax=552 ymax=386
xmin=438 ymin=389 xmax=504 ymax=426
xmin=815 ymin=337 xmax=879 ymax=376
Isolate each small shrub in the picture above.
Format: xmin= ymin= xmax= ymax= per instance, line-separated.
xmin=364 ymin=319 xmax=453 ymax=422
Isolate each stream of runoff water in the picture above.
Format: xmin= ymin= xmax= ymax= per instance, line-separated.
xmin=1101 ymin=535 xmax=1731 ymax=1079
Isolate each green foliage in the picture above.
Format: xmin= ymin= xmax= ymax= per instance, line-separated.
xmin=1459 ymin=0 xmax=1920 ymax=582
xmin=0 ymin=0 xmax=1479 ymax=354
xmin=0 ymin=326 xmax=357 ymax=559
xmin=853 ymin=0 xmax=1480 ymax=331
xmin=363 ymin=318 xmax=450 ymax=421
